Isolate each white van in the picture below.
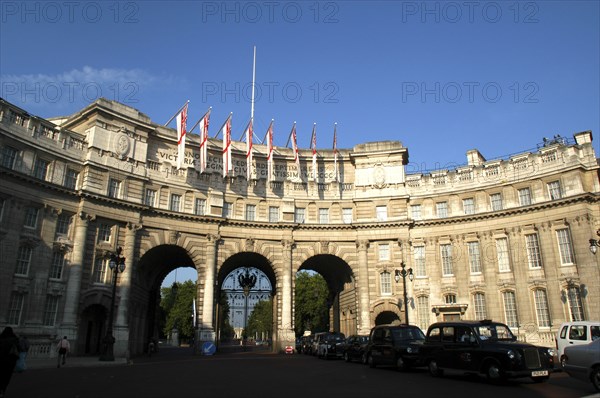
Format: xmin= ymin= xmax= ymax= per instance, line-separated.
xmin=556 ymin=321 xmax=600 ymax=366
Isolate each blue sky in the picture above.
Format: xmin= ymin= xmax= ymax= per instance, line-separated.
xmin=1 ymin=1 xmax=598 ymax=285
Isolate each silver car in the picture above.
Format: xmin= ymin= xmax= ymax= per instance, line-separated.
xmin=562 ymin=338 xmax=600 ymax=392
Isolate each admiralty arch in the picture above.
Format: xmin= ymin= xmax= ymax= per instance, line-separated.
xmin=0 ymin=97 xmax=598 ymax=358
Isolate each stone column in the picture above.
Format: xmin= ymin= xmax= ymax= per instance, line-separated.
xmin=200 ymin=234 xmax=218 ymax=343
xmin=356 ymin=240 xmax=371 ymax=335
xmin=279 ymin=239 xmax=295 ymax=351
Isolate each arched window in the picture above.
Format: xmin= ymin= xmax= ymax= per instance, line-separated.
xmin=473 ymin=293 xmax=487 ymax=320
xmin=416 ymin=296 xmax=430 ymax=332
xmin=502 ymin=291 xmax=518 ymax=327
xmin=566 ymin=286 xmax=585 ymax=321
xmin=533 ymin=289 xmax=551 ymax=327
xmin=380 ymin=271 xmax=391 ymax=295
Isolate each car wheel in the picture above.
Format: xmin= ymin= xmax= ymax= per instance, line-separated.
xmin=368 ymin=354 xmax=376 ymax=368
xmin=344 ymin=352 xmax=350 ymax=362
xmin=396 ymin=357 xmax=408 ymax=371
xmin=531 ymin=376 xmax=549 ymax=383
xmin=428 ymin=359 xmax=442 ymax=377
xmin=591 ymin=366 xmax=600 ymax=392
xmin=485 ymin=362 xmax=506 ymax=384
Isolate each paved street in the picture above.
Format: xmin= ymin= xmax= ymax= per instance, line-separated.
xmin=8 ymin=347 xmax=599 ymax=398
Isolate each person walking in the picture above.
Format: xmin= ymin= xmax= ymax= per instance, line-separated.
xmin=0 ymin=327 xmax=19 ymax=397
xmin=15 ymin=335 xmax=29 ymax=373
xmin=56 ymin=336 xmax=70 ymax=367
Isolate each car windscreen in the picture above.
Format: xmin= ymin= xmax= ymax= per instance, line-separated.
xmin=325 ymin=334 xmax=345 ymax=342
xmin=475 ymin=324 xmax=515 ymax=341
xmin=392 ymin=327 xmax=425 ymax=341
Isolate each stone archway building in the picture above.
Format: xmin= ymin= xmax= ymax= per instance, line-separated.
xmin=0 ymin=98 xmax=598 ymax=357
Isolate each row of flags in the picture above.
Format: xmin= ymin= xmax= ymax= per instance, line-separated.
xmin=171 ymin=101 xmax=339 ymax=181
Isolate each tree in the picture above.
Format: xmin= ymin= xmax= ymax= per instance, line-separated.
xmin=245 ymin=298 xmax=273 ymax=341
xmin=160 ymin=280 xmax=196 ymax=340
xmin=218 ymin=291 xmax=235 ymax=341
xmin=294 ymin=271 xmax=329 ymax=336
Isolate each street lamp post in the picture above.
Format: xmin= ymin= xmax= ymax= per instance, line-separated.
xmin=395 ymin=261 xmax=414 ymax=325
xmin=99 ymin=247 xmax=126 ymax=361
xmin=589 ymin=229 xmax=600 ymax=255
xmin=238 ymin=268 xmax=257 ymax=333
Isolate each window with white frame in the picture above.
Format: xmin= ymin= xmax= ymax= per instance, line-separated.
xmin=548 ymin=180 xmax=562 ymax=200
xmin=55 ymin=213 xmax=72 ymax=236
xmin=1 ymin=146 xmax=18 ymax=169
xmin=525 ymin=233 xmax=543 ymax=269
xmin=490 ymin=193 xmax=503 ymax=211
xmin=518 ymin=187 xmax=532 ymax=206
xmin=222 ymin=202 xmax=232 ymax=218
xmin=319 ymin=208 xmax=329 ymax=224
xmin=379 ymin=243 xmax=390 ymax=261
xmin=496 ymin=238 xmax=511 ymax=272
xmin=473 ymin=293 xmax=487 ymax=320
xmin=94 ymin=257 xmax=109 ymax=284
xmin=502 ymin=291 xmax=518 ymax=327
xmin=417 ymin=296 xmax=430 ymax=332
xmin=98 ymin=224 xmax=111 ymax=242
xmin=376 ymin=206 xmax=388 ymax=221
xmin=245 ymin=204 xmax=256 ymax=221
xmin=534 ymin=289 xmax=551 ymax=327
xmin=24 ymin=206 xmax=39 ymax=228
xmin=144 ymin=189 xmax=157 ymax=207
xmin=567 ymin=286 xmax=585 ymax=321
xmin=342 ymin=208 xmax=352 ymax=224
xmin=169 ymin=194 xmax=182 ymax=212
xmin=194 ymin=198 xmax=206 ymax=215
xmin=413 ymin=246 xmax=426 ymax=277
xmin=269 ymin=206 xmax=279 ymax=222
xmin=15 ymin=245 xmax=32 ymax=275
xmin=108 ymin=178 xmax=122 ymax=199
xmin=33 ymin=158 xmax=50 ymax=180
xmin=467 ymin=241 xmax=482 ymax=273
xmin=294 ymin=207 xmax=305 ymax=223
xmin=7 ymin=292 xmax=24 ymax=325
xmin=463 ymin=198 xmax=475 ymax=215
xmin=436 ymin=202 xmax=448 ymax=218
xmin=64 ymin=168 xmax=78 ymax=189
xmin=440 ymin=244 xmax=453 ymax=276
xmin=445 ymin=294 xmax=456 ymax=304
xmin=411 ymin=205 xmax=421 ymax=220
xmin=556 ymin=228 xmax=575 ymax=265
xmin=49 ymin=251 xmax=65 ymax=279
xmin=380 ymin=271 xmax=392 ymax=295
xmin=42 ymin=295 xmax=59 ymax=326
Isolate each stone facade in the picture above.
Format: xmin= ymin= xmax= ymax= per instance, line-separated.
xmin=0 ymin=98 xmax=598 ymax=357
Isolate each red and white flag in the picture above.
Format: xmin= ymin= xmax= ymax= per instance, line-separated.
xmin=245 ymin=119 xmax=253 ymax=180
xmin=333 ymin=123 xmax=338 ymax=181
xmin=266 ymin=121 xmax=274 ymax=182
xmin=176 ymin=102 xmax=189 ymax=170
xmin=290 ymin=122 xmax=300 ymax=174
xmin=310 ymin=123 xmax=317 ymax=181
xmin=198 ymin=108 xmax=211 ymax=173
xmin=221 ymin=114 xmax=233 ymax=178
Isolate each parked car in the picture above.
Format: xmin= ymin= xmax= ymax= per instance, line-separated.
xmin=300 ymin=335 xmax=314 ymax=355
xmin=556 ymin=321 xmax=600 ymax=367
xmin=340 ymin=335 xmax=370 ymax=363
xmin=317 ymin=332 xmax=346 ymax=359
xmin=311 ymin=332 xmax=328 ymax=356
xmin=419 ymin=320 xmax=556 ymax=384
xmin=365 ymin=324 xmax=425 ymax=370
xmin=562 ymin=339 xmax=600 ymax=392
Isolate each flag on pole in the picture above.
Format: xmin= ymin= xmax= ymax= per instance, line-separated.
xmin=333 ymin=123 xmax=338 ymax=181
xmin=245 ymin=119 xmax=253 ymax=180
xmin=310 ymin=123 xmax=317 ymax=181
xmin=198 ymin=108 xmax=211 ymax=173
xmin=291 ymin=122 xmax=300 ymax=174
xmin=176 ymin=102 xmax=189 ymax=170
xmin=266 ymin=121 xmax=274 ymax=182
xmin=221 ymin=114 xmax=233 ymax=178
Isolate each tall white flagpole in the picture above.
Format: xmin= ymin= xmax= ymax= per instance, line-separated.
xmin=251 ymin=46 xmax=256 ymax=122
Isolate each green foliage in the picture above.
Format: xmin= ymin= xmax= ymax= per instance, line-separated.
xmin=245 ymin=298 xmax=273 ymax=340
xmin=218 ymin=291 xmax=235 ymax=341
xmin=294 ymin=271 xmax=329 ymax=336
xmin=160 ymin=280 xmax=196 ymax=339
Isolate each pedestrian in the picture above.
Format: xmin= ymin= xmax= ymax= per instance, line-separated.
xmin=56 ymin=336 xmax=70 ymax=368
xmin=14 ymin=335 xmax=29 ymax=373
xmin=0 ymin=327 xmax=19 ymax=397
xmin=147 ymin=340 xmax=155 ymax=357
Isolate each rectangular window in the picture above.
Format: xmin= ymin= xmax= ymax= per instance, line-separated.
xmin=496 ymin=238 xmax=511 ymax=272
xmin=473 ymin=293 xmax=487 ymax=320
xmin=411 ymin=205 xmax=421 ymax=220
xmin=268 ymin=206 xmax=279 ymax=223
xmin=108 ymin=178 xmax=122 ymax=199
xmin=144 ymin=189 xmax=157 ymax=207
xmin=525 ymin=233 xmax=543 ymax=269
xmin=436 ymin=202 xmax=448 ymax=218
xmin=42 ymin=295 xmax=59 ymax=326
xmin=491 ymin=193 xmax=503 ymax=211
xmin=7 ymin=292 xmax=24 ymax=325
xmin=518 ymin=187 xmax=532 ymax=206
xmin=417 ymin=296 xmax=430 ymax=332
xmin=556 ymin=228 xmax=575 ymax=265
xmin=49 ymin=252 xmax=65 ymax=279
xmin=169 ymin=194 xmax=181 ymax=212
xmin=440 ymin=244 xmax=453 ymax=276
xmin=245 ymin=204 xmax=256 ymax=221
xmin=194 ymin=198 xmax=206 ymax=215
xmin=319 ymin=208 xmax=329 ymax=224
xmin=376 ymin=206 xmax=388 ymax=221
xmin=414 ymin=246 xmax=426 ymax=277
xmin=378 ymin=244 xmax=390 ymax=261
xmin=294 ymin=207 xmax=305 ymax=223
xmin=445 ymin=294 xmax=456 ymax=304
xmin=463 ymin=198 xmax=475 ymax=215
xmin=64 ymin=168 xmax=78 ymax=189
xmin=222 ymin=202 xmax=232 ymax=218
xmin=56 ymin=213 xmax=72 ymax=236
xmin=380 ymin=272 xmax=392 ymax=295
xmin=567 ymin=286 xmax=585 ymax=321
xmin=33 ymin=158 xmax=50 ymax=180
xmin=98 ymin=224 xmax=111 ymax=242
xmin=548 ymin=180 xmax=562 ymax=200
xmin=1 ymin=146 xmax=18 ymax=169
xmin=534 ymin=290 xmax=551 ymax=327
xmin=503 ymin=291 xmax=518 ymax=327
xmin=94 ymin=257 xmax=109 ymax=284
xmin=467 ymin=241 xmax=482 ymax=273
xmin=342 ymin=208 xmax=352 ymax=224
xmin=15 ymin=246 xmax=32 ymax=275
xmin=24 ymin=207 xmax=39 ymax=228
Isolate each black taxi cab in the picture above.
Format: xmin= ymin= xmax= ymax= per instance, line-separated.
xmin=419 ymin=320 xmax=555 ymax=383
